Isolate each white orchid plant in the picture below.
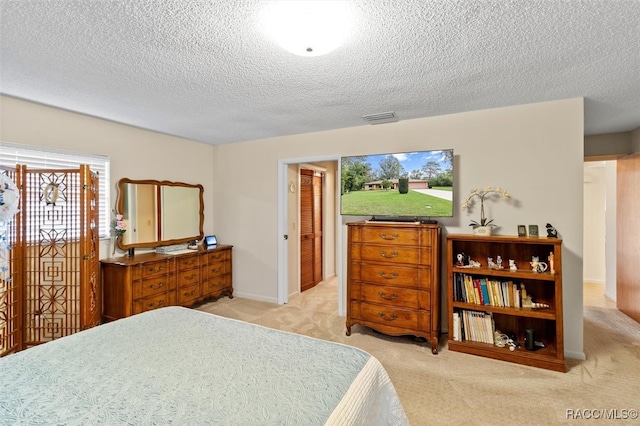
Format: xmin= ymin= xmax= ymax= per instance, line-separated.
xmin=462 ymin=186 xmax=511 ymax=228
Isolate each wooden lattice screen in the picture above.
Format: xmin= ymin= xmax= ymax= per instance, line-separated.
xmin=0 ymin=164 xmax=99 ymax=356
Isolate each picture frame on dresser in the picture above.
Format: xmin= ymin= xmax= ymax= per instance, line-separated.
xmin=517 ymin=225 xmax=527 ymax=237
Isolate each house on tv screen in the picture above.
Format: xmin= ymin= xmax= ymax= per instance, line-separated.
xmin=364 ymin=179 xmax=429 ymax=190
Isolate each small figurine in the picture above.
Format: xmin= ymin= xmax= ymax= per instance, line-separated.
xmin=530 ymin=256 xmax=548 ymax=273
xmin=509 ymin=259 xmax=517 ymax=271
xmin=456 ymin=253 xmax=465 ymax=267
xmin=548 ymin=252 xmax=555 ymax=274
xmin=487 ymin=257 xmax=495 ymax=268
xmin=521 ymin=284 xmax=533 ymax=307
xmin=469 ymin=258 xmax=481 ymax=268
xmin=546 ymin=223 xmax=558 ymax=238
xmin=496 ymin=255 xmax=503 ymax=269
xmin=529 ymin=256 xmax=548 ymax=272
xmin=531 ymin=302 xmax=550 ymax=309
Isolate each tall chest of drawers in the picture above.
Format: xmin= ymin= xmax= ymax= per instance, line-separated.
xmin=346 ymin=222 xmax=441 ymax=354
xmin=101 ymin=245 xmax=232 ymax=322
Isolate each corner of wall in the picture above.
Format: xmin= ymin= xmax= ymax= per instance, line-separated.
xmin=631 ymin=127 xmax=640 ymax=153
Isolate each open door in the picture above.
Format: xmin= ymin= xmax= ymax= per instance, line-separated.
xmin=617 ymin=152 xmax=640 ymax=322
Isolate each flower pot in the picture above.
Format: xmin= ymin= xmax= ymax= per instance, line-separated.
xmin=473 ymin=226 xmax=492 ymax=236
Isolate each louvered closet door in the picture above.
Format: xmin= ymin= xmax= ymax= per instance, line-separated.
xmin=299 ymin=169 xmax=323 ymax=292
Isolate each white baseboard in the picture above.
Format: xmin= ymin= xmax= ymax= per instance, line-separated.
xmin=565 ymin=350 xmax=586 ymax=361
xmin=583 ymin=278 xmax=605 ymax=285
xmin=231 ymin=291 xmax=278 ymax=304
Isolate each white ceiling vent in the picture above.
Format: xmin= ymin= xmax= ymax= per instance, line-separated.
xmin=362 ymin=111 xmax=398 ymax=125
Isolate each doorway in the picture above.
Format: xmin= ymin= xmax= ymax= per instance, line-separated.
xmin=277 ymin=156 xmax=343 ymax=313
xmin=583 ymin=160 xmax=616 ymax=305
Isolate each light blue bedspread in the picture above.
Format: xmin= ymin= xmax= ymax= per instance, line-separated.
xmin=0 ymin=307 xmax=408 ymax=425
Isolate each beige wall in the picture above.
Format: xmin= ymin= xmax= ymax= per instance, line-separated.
xmin=584 ymin=128 xmax=640 ymax=159
xmin=632 ymin=128 xmax=640 ymax=153
xmin=1 ymin=95 xmax=586 ymax=359
xmin=214 ymin=98 xmax=585 ymax=359
xmin=583 ymin=162 xmax=607 ymax=284
xmin=0 ymin=95 xmax=216 ymax=257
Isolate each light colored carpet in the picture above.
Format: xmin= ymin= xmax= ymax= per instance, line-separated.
xmin=197 ymin=278 xmax=640 ymax=425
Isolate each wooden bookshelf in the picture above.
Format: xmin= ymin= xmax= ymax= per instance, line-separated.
xmin=446 ymin=234 xmax=566 ymax=372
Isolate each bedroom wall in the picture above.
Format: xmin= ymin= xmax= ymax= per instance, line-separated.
xmin=0 ymin=95 xmax=217 ymax=258
xmin=213 ymin=98 xmax=585 ymax=359
xmin=583 ymin=162 xmax=607 ymax=284
xmin=632 ymin=128 xmax=640 ymax=153
xmin=1 ymin=95 xmax=585 ymax=359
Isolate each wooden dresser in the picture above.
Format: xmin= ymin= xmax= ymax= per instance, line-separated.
xmin=101 ymin=245 xmax=232 ymax=321
xmin=346 ymin=222 xmax=441 ymax=354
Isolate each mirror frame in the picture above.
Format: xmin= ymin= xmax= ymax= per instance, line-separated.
xmin=116 ymin=178 xmax=204 ymax=250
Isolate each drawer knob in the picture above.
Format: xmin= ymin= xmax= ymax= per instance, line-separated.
xmin=378 ymin=312 xmax=398 ymax=321
xmin=379 ymin=233 xmax=400 ymax=240
xmin=378 ymin=291 xmax=399 ymax=300
xmin=146 ymin=282 xmax=165 ymax=290
xmin=148 ymin=300 xmax=165 ymax=309
xmin=378 ymin=250 xmax=399 ymax=258
xmin=378 ymin=271 xmax=399 ymax=280
xmin=148 ymin=266 xmax=164 ymax=273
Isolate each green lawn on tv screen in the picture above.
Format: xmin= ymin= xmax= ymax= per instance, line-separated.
xmin=341 ymin=189 xmax=452 ymax=216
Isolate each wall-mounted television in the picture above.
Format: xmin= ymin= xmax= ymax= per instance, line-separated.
xmin=340 ymin=149 xmax=453 ymax=221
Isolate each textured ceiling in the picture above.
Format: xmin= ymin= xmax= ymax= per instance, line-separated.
xmin=1 ymin=0 xmax=639 ymax=145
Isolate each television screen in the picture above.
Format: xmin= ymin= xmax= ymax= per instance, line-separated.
xmin=340 ymin=149 xmax=453 ymax=219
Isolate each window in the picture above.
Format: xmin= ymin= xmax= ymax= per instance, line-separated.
xmin=0 ymin=142 xmax=111 ymax=237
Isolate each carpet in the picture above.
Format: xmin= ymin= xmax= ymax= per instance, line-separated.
xmin=197 ymin=282 xmax=640 ymax=425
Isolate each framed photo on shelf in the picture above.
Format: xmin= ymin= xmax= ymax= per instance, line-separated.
xmin=528 ymin=225 xmax=539 ymax=237
xmin=517 ymin=225 xmax=527 ymax=237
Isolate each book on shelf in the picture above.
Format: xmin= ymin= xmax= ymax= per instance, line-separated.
xmin=454 ymin=309 xmax=495 ymax=344
xmin=452 ymin=312 xmax=460 ymax=341
xmin=453 ymin=273 xmax=522 ymax=308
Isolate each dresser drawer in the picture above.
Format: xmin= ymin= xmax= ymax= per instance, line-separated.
xmin=133 ymin=293 xmax=170 ymax=315
xmin=132 ymin=275 xmax=171 ymax=300
xmin=357 ymin=245 xmax=419 ymax=265
xmin=133 ymin=259 xmax=175 ymax=280
xmin=206 ymin=249 xmax=229 ymax=263
xmin=178 ymin=282 xmax=201 ymax=305
xmin=352 ymin=263 xmax=420 ymax=287
xmin=204 ymin=261 xmax=229 ymax=279
xmin=203 ymin=276 xmax=231 ymax=294
xmin=359 ymin=227 xmax=419 ymax=246
xmin=359 ymin=284 xmax=420 ymax=308
xmin=360 ymin=303 xmax=418 ymax=329
xmin=177 ymin=254 xmax=200 ymax=269
xmin=360 ymin=302 xmax=431 ymax=332
xmin=178 ymin=268 xmax=201 ymax=286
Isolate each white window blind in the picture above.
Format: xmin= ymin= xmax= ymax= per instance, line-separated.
xmin=0 ymin=142 xmax=111 ymax=237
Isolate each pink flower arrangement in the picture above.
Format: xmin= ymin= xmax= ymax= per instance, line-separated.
xmin=111 ymin=212 xmax=127 ymax=237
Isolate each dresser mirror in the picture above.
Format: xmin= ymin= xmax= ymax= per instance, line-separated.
xmin=116 ymin=178 xmax=204 ymax=250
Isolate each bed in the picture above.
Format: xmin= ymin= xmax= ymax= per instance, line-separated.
xmin=0 ymin=306 xmax=409 ymax=425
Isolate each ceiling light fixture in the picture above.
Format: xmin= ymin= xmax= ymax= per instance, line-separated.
xmin=262 ymin=1 xmax=352 ymax=57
